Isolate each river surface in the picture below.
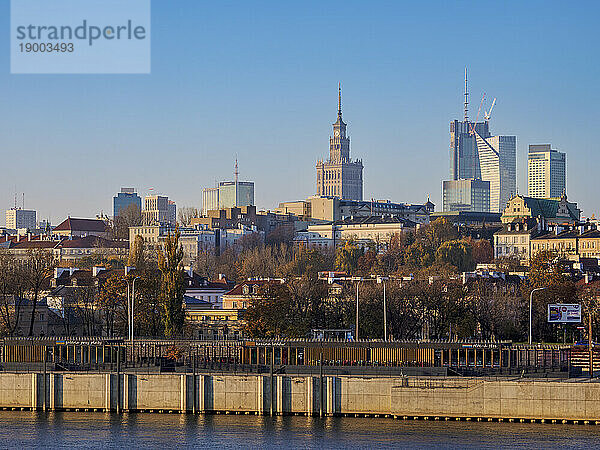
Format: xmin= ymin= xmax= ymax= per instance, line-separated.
xmin=1 ymin=411 xmax=600 ymax=448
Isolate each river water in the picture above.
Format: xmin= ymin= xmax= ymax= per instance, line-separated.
xmin=2 ymin=411 xmax=600 ymax=448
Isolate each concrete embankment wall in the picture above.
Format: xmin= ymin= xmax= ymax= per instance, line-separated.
xmin=1 ymin=373 xmax=599 ymax=421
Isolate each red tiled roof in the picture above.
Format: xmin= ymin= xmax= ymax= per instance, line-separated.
xmin=55 ymin=236 xmax=127 ymax=249
xmin=224 ymin=279 xmax=283 ymax=296
xmin=53 ymin=218 xmax=108 ymax=233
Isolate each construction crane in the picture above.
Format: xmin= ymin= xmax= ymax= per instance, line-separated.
xmin=469 ymin=93 xmax=486 ymax=135
xmin=484 ymin=97 xmax=496 ymax=121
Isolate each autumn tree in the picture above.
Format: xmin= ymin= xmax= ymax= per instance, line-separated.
xmin=471 ymin=238 xmax=493 ymax=264
xmin=158 ymin=230 xmax=186 ymax=337
xmin=335 ymin=240 xmax=364 ymax=274
xmin=24 ymin=248 xmax=57 ymax=336
xmin=97 ymin=273 xmax=127 ymax=337
xmin=177 ymin=207 xmax=200 ymax=227
xmin=0 ymin=251 xmax=27 ymax=336
xmin=435 ymin=239 xmax=475 ymax=273
xmin=112 ymin=203 xmax=142 ymax=240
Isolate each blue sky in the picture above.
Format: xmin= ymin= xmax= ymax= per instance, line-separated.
xmin=1 ymin=0 xmax=599 ymax=223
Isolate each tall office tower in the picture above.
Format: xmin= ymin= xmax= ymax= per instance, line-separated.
xmin=442 ymin=179 xmax=490 ymax=212
xmin=449 ymin=70 xmax=491 ymax=181
xmin=143 ymin=195 xmax=176 ymax=226
xmin=5 ymin=208 xmax=36 ymax=230
xmin=201 ymin=160 xmax=255 ymax=214
xmin=316 ymin=84 xmax=363 ymax=201
xmin=527 ymin=144 xmax=566 ymax=198
xmin=475 ymin=134 xmax=517 ymax=213
xmin=113 ymin=187 xmax=141 ymax=217
xmin=442 ymin=69 xmax=491 ymax=212
xmin=202 ymin=187 xmax=220 ymax=215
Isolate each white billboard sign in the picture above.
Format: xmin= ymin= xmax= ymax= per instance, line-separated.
xmin=547 ymin=304 xmax=582 ymax=323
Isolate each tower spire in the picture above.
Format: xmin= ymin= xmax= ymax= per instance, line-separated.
xmin=464 ymin=67 xmax=469 ymax=122
xmin=338 ymin=82 xmax=342 ymax=118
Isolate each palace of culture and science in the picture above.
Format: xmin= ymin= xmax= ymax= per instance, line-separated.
xmin=316 ymin=85 xmax=364 ymax=201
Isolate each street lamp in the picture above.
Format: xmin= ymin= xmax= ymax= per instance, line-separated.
xmin=529 ymin=287 xmax=547 ymax=345
xmin=377 ymin=276 xmax=389 ymax=341
xmin=127 ymin=276 xmax=141 ymax=345
xmin=352 ymin=277 xmax=363 ymax=340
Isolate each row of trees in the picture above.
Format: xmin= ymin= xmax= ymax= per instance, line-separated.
xmin=192 ymin=218 xmax=492 ymax=284
xmin=0 ymin=232 xmax=187 ymax=339
xmin=244 ymin=251 xmax=600 ymax=343
xmin=0 ymin=249 xmax=57 ymax=336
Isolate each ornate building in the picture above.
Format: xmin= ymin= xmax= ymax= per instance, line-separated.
xmin=316 ymin=85 xmax=363 ymax=201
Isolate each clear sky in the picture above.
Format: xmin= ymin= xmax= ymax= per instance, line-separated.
xmin=1 ymin=0 xmax=599 ymax=223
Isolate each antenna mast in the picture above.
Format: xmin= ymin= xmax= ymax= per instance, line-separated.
xmin=464 ymin=67 xmax=469 ymax=121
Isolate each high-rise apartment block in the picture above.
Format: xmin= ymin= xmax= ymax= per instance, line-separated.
xmin=442 ymin=179 xmax=490 ymax=212
xmin=5 ymin=208 xmax=36 ymax=230
xmin=113 ymin=187 xmax=141 ymax=217
xmin=316 ymin=85 xmax=363 ymax=201
xmin=527 ymin=144 xmax=566 ymax=199
xmin=143 ymin=195 xmax=176 ymax=226
xmin=475 ymin=134 xmax=517 ymax=213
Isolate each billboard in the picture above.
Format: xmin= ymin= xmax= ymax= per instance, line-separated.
xmin=547 ymin=304 xmax=582 ymax=323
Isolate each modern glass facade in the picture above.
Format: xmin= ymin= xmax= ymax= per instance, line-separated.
xmin=449 ymin=120 xmax=490 ymax=180
xmin=442 ymin=179 xmax=490 ymax=212
xmin=476 ymin=134 xmax=517 ymax=213
xmin=113 ymin=188 xmax=141 ymax=217
xmin=218 ymin=181 xmax=254 ymax=209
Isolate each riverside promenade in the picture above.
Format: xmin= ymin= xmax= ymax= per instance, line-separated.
xmin=2 ymin=372 xmax=600 ymax=424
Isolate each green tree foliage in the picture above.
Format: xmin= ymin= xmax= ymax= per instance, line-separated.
xmin=335 ymin=240 xmax=364 ymax=274
xmin=405 ymin=241 xmax=435 ymax=268
xmin=435 ymin=239 xmax=475 ymax=273
xmin=158 ymin=230 xmax=186 ymax=337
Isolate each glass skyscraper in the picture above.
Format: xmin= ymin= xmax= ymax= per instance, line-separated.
xmin=475 ymin=134 xmax=517 ymax=213
xmin=113 ymin=187 xmax=141 ymax=217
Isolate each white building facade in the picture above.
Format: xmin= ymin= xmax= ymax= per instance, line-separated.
xmin=5 ymin=208 xmax=36 ymax=230
xmin=527 ymin=144 xmax=566 ymax=199
xmin=476 ymin=134 xmax=516 ymax=213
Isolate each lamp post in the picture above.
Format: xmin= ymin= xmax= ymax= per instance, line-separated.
xmin=353 ymin=278 xmax=363 ymax=341
xmin=529 ymin=287 xmax=547 ymax=345
xmin=130 ymin=276 xmax=141 ymax=346
xmin=377 ymin=276 xmax=389 ymax=341
xmin=126 ymin=275 xmax=141 ymax=344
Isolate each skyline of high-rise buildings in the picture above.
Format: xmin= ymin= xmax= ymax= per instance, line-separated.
xmin=201 ymin=159 xmax=255 ymax=215
xmin=443 ymin=70 xmax=516 ymax=214
xmin=475 ymin=133 xmax=516 ymax=213
xmin=527 ymin=144 xmax=566 ymax=199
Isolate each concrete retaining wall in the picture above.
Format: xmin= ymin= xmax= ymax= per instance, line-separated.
xmin=1 ymin=372 xmax=599 ymax=421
